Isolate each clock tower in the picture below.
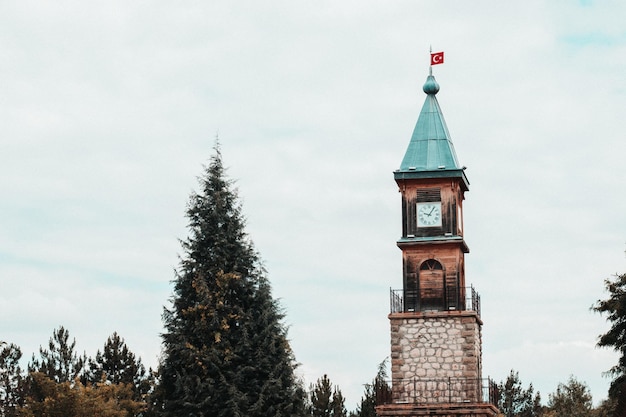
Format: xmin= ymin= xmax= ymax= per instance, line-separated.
xmin=376 ymin=72 xmax=499 ymax=417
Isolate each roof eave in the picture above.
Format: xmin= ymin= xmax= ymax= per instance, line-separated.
xmin=393 ymin=169 xmax=470 ymax=191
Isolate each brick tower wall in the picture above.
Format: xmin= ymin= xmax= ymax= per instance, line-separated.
xmin=389 ymin=312 xmax=482 ymax=404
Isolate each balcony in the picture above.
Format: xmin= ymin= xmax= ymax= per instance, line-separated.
xmin=390 ymin=286 xmax=481 ymax=317
xmin=376 ymin=377 xmax=499 ymax=406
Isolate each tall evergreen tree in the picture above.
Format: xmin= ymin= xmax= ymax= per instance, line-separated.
xmin=0 ymin=342 xmax=24 ymax=417
xmin=330 ymin=389 xmax=346 ymax=417
xmin=349 ymin=383 xmax=375 ymax=417
xmin=28 ymin=327 xmax=86 ymax=384
xmin=497 ymin=370 xmax=542 ymax=417
xmin=155 ymin=144 xmax=304 ymax=417
xmin=308 ymin=374 xmax=346 ymax=417
xmin=593 ymin=272 xmax=626 ymax=416
xmin=350 ymin=360 xmax=390 ymax=417
xmin=87 ymin=332 xmax=152 ymax=403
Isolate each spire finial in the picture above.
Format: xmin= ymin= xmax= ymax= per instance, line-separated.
xmin=424 ymin=46 xmax=440 ymax=95
xmin=423 ymin=75 xmax=440 ymax=95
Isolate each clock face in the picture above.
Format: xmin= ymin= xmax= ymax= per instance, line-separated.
xmin=417 ymin=202 xmax=442 ymax=227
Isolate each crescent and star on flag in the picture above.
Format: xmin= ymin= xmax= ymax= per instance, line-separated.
xmin=428 ymin=47 xmax=444 ymax=76
xmin=430 ymin=51 xmax=444 ymax=66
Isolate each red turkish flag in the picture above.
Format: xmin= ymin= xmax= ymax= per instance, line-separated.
xmin=430 ymin=51 xmax=444 ymax=65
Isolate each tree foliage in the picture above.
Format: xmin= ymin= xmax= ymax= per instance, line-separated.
xmin=607 ymin=378 xmax=626 ymax=417
xmin=0 ymin=342 xmax=24 ymax=417
xmin=593 ymin=272 xmax=626 ymax=415
xmin=350 ymin=359 xmax=390 ymax=417
xmin=0 ymin=330 xmax=153 ymax=417
xmin=593 ymin=397 xmax=618 ymax=417
xmin=20 ymin=372 xmax=144 ymax=417
xmin=307 ymin=374 xmax=346 ymax=417
xmin=545 ymin=376 xmax=592 ymax=417
xmin=156 ymin=144 xmax=304 ymax=416
xmin=87 ymin=332 xmax=152 ymax=403
xmin=497 ymin=370 xmax=542 ymax=417
xmin=28 ymin=326 xmax=86 ymax=384
xmin=349 ymin=382 xmax=376 ymax=417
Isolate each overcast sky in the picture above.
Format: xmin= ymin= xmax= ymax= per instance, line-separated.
xmin=1 ymin=0 xmax=625 ymax=409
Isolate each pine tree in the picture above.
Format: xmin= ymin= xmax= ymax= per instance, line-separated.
xmin=87 ymin=332 xmax=152 ymax=403
xmin=350 ymin=384 xmax=375 ymax=417
xmin=497 ymin=370 xmax=542 ymax=417
xmin=0 ymin=342 xmax=24 ymax=417
xmin=28 ymin=326 xmax=86 ymax=384
xmin=308 ymin=375 xmax=346 ymax=417
xmin=593 ymin=272 xmax=626 ymax=417
xmin=155 ymin=144 xmax=304 ymax=417
xmin=351 ymin=360 xmax=390 ymax=417
xmin=330 ymin=389 xmax=347 ymax=417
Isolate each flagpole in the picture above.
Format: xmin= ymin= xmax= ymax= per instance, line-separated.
xmin=429 ymin=45 xmax=433 ymax=76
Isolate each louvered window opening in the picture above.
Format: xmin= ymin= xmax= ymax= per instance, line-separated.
xmin=416 ymin=189 xmax=441 ymax=202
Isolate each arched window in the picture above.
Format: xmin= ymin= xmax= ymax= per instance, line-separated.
xmin=420 ymin=259 xmax=443 ymax=272
xmin=418 ymin=259 xmax=445 ymax=311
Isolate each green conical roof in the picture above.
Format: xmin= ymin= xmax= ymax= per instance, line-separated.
xmin=395 ymin=74 xmax=468 ymax=189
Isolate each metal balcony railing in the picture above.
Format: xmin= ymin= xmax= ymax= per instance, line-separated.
xmin=390 ymin=286 xmax=481 ymax=317
xmin=376 ymin=377 xmax=499 ymax=406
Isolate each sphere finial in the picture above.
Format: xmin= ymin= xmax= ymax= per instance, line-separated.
xmin=423 ymin=75 xmax=440 ymax=95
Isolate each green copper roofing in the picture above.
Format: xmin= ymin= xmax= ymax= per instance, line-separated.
xmin=398 ymin=75 xmax=461 ymax=172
